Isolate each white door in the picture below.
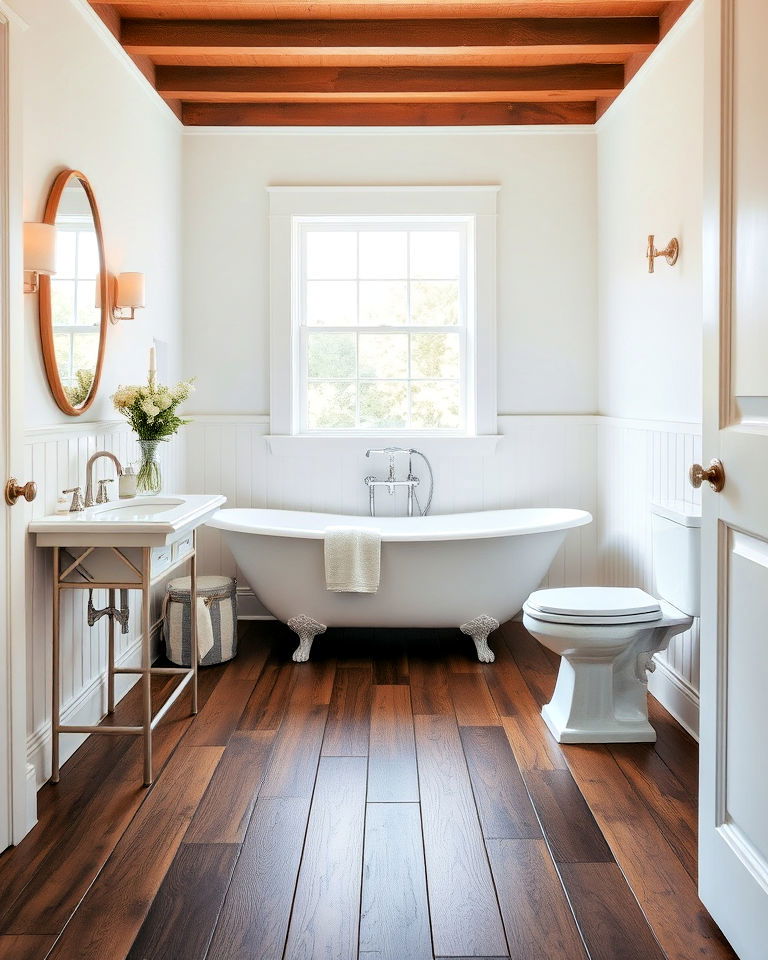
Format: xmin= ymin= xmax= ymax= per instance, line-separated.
xmin=0 ymin=6 xmax=31 ymax=851
xmin=699 ymin=1 xmax=768 ymax=955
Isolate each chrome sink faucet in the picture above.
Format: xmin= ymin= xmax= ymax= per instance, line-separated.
xmin=84 ymin=451 xmax=123 ymax=507
xmin=365 ymin=447 xmax=420 ymax=517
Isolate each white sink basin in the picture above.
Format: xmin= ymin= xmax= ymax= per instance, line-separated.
xmin=94 ymin=498 xmax=185 ymax=520
xmin=29 ymin=493 xmax=227 ymax=547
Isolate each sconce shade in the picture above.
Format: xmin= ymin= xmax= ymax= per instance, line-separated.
xmin=23 ymin=223 xmax=57 ymax=276
xmin=116 ymin=272 xmax=145 ymax=309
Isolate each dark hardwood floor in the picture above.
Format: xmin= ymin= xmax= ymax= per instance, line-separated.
xmin=0 ymin=620 xmax=737 ymax=960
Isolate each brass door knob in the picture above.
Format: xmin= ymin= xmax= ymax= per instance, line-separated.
xmin=5 ymin=478 xmax=38 ymax=506
xmin=689 ymin=459 xmax=725 ymax=493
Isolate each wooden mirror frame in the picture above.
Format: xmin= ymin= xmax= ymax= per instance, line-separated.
xmin=39 ymin=169 xmax=108 ymax=416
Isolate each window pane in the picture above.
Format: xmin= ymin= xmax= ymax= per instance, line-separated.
xmin=307 ymin=332 xmax=356 ymax=379
xmin=359 ymin=231 xmax=407 ymax=279
xmin=359 ymin=381 xmax=408 ymax=429
xmin=411 ymin=381 xmax=461 ymax=429
xmin=306 ymin=231 xmax=357 ymax=279
xmin=410 ymin=231 xmax=460 ymax=279
xmin=307 ymin=381 xmax=356 ymax=429
xmin=77 ymin=231 xmax=100 ymax=279
xmin=306 ymin=280 xmax=357 ymax=326
xmin=359 ymin=333 xmax=408 ymax=379
xmin=411 ymin=333 xmax=460 ymax=379
xmin=410 ymin=280 xmax=459 ymax=326
xmin=359 ymin=281 xmax=408 ymax=326
xmin=53 ymin=332 xmax=71 ymax=379
xmin=77 ymin=281 xmax=100 ymax=325
xmin=72 ymin=331 xmax=99 ymax=373
xmin=55 ymin=232 xmax=76 ymax=278
xmin=51 ymin=280 xmax=75 ymax=326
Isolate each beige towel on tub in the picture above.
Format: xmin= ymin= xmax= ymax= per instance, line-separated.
xmin=324 ymin=526 xmax=381 ymax=593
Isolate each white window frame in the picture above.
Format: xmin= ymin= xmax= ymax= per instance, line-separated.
xmin=269 ymin=186 xmax=498 ymax=438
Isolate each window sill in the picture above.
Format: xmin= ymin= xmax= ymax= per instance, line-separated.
xmin=265 ymin=434 xmax=502 ymax=457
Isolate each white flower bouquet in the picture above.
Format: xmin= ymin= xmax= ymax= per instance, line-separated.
xmin=112 ymin=376 xmax=194 ymax=440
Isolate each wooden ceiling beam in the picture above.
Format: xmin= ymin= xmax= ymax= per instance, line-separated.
xmin=155 ymin=63 xmax=624 ymax=101
xmin=181 ymin=99 xmax=596 ymax=125
xmin=122 ymin=17 xmax=658 ymax=56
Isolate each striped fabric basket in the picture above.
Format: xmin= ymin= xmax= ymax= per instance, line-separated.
xmin=163 ymin=575 xmax=238 ymax=667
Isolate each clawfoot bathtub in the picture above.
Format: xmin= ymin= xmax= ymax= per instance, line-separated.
xmin=207 ymin=507 xmax=592 ymax=662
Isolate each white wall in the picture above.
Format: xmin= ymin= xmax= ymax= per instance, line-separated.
xmin=18 ymin=0 xmax=183 ymax=427
xmin=595 ymin=2 xmax=705 ymax=732
xmin=12 ymin=0 xmax=185 ymax=787
xmin=597 ymin=5 xmax=703 ymax=423
xmin=182 ymin=130 xmax=598 ymax=417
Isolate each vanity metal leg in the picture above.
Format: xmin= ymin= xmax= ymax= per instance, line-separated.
xmin=142 ymin=547 xmax=153 ymax=786
xmin=51 ymin=547 xmax=60 ymax=784
xmin=190 ymin=532 xmax=198 ymax=715
xmin=107 ymin=588 xmax=115 ymax=714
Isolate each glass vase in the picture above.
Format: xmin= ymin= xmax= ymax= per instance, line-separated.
xmin=137 ymin=440 xmax=162 ymax=496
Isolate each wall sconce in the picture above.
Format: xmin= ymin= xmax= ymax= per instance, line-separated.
xmin=23 ymin=223 xmax=57 ymax=293
xmin=646 ymin=235 xmax=679 ymax=274
xmin=97 ymin=272 xmax=146 ymax=323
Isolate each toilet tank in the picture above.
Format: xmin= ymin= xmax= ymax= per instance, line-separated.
xmin=651 ymin=500 xmax=701 ymax=616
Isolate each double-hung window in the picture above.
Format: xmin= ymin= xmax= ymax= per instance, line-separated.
xmin=297 ymin=219 xmax=471 ymax=434
xmin=268 ymin=187 xmax=498 ymax=438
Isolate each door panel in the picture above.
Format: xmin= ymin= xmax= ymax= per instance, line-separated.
xmin=700 ymin=0 xmax=768 ymax=955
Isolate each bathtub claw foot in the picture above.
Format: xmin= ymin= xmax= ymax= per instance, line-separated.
xmin=287 ymin=616 xmax=327 ymax=662
xmin=460 ymin=615 xmax=499 ymax=663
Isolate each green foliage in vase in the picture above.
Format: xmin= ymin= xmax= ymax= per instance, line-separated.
xmin=112 ymin=375 xmax=195 ymax=441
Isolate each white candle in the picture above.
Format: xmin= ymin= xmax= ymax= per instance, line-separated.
xmin=149 ymin=345 xmax=156 ymax=383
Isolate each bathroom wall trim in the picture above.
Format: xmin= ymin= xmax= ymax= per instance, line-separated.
xmin=24 ymin=419 xmax=127 ymax=441
xmin=183 ymin=126 xmax=597 ymax=138
xmin=26 ymin=617 xmax=163 ymax=789
xmin=649 ymin=656 xmax=700 ymax=740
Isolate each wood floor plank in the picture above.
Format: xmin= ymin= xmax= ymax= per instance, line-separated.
xmin=647 ymin=697 xmax=699 ymax=799
xmin=237 ymin=657 xmax=295 ymax=731
xmin=284 ymin=756 xmax=368 ymax=960
xmin=206 ymin=797 xmax=310 ymax=960
xmin=367 ymin=684 xmax=419 ymax=802
xmin=562 ymin=743 xmax=737 ymax=960
xmin=460 ymin=725 xmax=541 ymax=839
xmin=321 ymin=666 xmax=371 ymax=756
xmin=501 ymin=707 xmax=569 ymax=774
xmin=505 ymin=623 xmax=557 ymax=707
xmin=371 ymin=630 xmax=409 ymax=685
xmin=408 ymin=635 xmax=454 ymax=715
xmin=222 ymin=626 xmax=272 ymax=680
xmin=557 ymin=862 xmax=666 ymax=960
xmin=185 ymin=730 xmax=274 ymax=844
xmin=0 ymin=936 xmax=55 ymax=960
xmin=183 ymin=676 xmax=257 ymax=745
xmin=359 ymin=803 xmax=432 ymax=960
xmin=608 ymin=742 xmax=698 ymax=881
xmin=523 ymin=768 xmax=613 ymax=863
xmin=487 ymin=838 xmax=587 ymax=960
xmin=481 ymin=631 xmax=528 ymax=717
xmin=450 ymin=673 xmax=500 ymax=726
xmin=46 ymin=745 xmax=222 ymax=960
xmin=414 ymin=714 xmax=508 ymax=958
xmin=126 ymin=843 xmax=239 ymax=960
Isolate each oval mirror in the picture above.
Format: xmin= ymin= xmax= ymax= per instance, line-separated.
xmin=39 ymin=170 xmax=107 ymax=415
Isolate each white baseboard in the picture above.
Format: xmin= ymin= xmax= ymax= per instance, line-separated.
xmin=237 ymin=587 xmax=273 ymax=619
xmin=25 ymin=764 xmax=38 ymax=834
xmin=26 ymin=619 xmax=163 ymax=790
xmin=648 ymin=655 xmax=700 ymax=741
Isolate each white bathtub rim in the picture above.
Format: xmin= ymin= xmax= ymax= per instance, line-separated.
xmin=206 ymin=506 xmax=592 ymax=542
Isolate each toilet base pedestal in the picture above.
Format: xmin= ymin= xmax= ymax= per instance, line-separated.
xmin=541 ymin=654 xmax=657 ymax=744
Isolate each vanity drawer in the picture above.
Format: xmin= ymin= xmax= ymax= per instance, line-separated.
xmin=151 ymin=545 xmax=172 ymax=576
xmin=172 ymin=532 xmax=194 ymax=563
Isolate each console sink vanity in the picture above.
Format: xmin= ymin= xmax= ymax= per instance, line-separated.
xmin=29 ymin=493 xmax=226 ymax=786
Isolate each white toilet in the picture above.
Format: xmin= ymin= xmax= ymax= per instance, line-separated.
xmin=522 ymin=501 xmax=700 ymax=743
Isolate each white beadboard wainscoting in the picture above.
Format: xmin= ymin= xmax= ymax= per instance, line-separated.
xmin=597 ymin=417 xmax=703 ymax=737
xmin=22 ymin=421 xmax=184 ymax=789
xmin=185 ymin=415 xmax=600 ymax=623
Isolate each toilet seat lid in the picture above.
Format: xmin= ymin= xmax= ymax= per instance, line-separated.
xmin=525 ymin=587 xmax=662 ymax=624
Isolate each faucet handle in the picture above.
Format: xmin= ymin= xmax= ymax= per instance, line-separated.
xmin=63 ymin=487 xmax=85 ymax=512
xmin=96 ymin=478 xmax=114 ymax=504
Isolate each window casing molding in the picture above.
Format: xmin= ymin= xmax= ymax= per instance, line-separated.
xmin=269 ymin=186 xmax=498 ymax=437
